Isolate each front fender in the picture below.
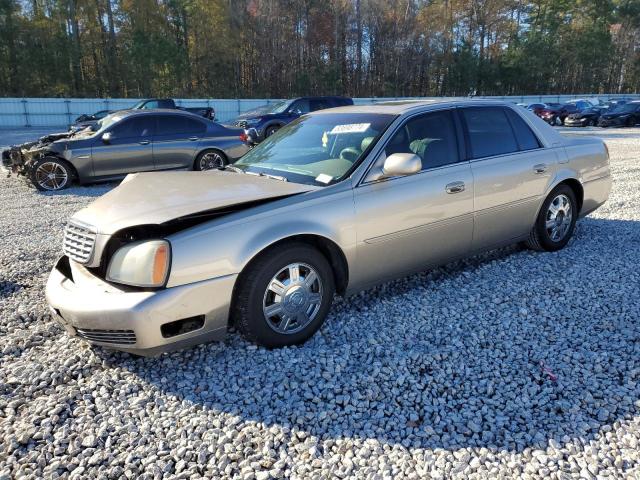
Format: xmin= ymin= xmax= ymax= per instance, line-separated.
xmin=166 ymin=188 xmax=357 ymax=288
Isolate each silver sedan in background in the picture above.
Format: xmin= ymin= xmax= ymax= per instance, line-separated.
xmin=2 ymin=109 xmax=248 ymax=191
xmin=46 ymin=100 xmax=611 ymax=355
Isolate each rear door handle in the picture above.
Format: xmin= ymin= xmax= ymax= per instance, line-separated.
xmin=189 ymin=136 xmax=199 ymax=141
xmin=139 ymin=140 xmax=150 ymax=145
xmin=445 ymin=181 xmax=465 ymax=194
xmin=533 ymin=163 xmax=548 ymax=174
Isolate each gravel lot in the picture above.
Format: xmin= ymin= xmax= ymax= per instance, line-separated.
xmin=1 ymin=127 xmax=639 ymax=479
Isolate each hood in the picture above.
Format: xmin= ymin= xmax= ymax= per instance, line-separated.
xmin=235 ymin=106 xmax=272 ymax=121
xmin=72 ymin=171 xmax=317 ymax=234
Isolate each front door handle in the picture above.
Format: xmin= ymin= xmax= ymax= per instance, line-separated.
xmin=533 ymin=163 xmax=548 ymax=174
xmin=189 ymin=136 xmax=199 ymax=141
xmin=445 ymin=181 xmax=465 ymax=194
xmin=139 ymin=140 xmax=150 ymax=145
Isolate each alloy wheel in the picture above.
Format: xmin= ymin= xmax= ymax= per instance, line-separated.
xmin=199 ymin=152 xmax=224 ymax=170
xmin=262 ymin=262 xmax=323 ymax=334
xmin=546 ymin=194 xmax=573 ymax=242
xmin=35 ymin=162 xmax=68 ymax=190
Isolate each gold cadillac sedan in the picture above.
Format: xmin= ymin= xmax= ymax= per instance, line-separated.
xmin=46 ymin=100 xmax=611 ymax=355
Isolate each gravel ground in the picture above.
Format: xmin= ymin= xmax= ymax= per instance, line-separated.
xmin=1 ymin=127 xmax=639 ymax=479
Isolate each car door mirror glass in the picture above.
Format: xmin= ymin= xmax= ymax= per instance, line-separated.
xmin=102 ymin=132 xmax=112 ymax=144
xmin=382 ymin=153 xmax=422 ymax=177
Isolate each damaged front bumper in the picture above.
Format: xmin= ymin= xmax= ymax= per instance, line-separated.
xmin=1 ymin=132 xmax=74 ymax=176
xmin=46 ymin=256 xmax=235 ymax=356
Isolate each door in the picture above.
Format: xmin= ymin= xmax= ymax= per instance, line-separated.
xmin=461 ymin=106 xmax=556 ymax=250
xmin=91 ymin=115 xmax=155 ymax=177
xmin=353 ymin=109 xmax=474 ymax=286
xmin=152 ymin=114 xmax=207 ymax=170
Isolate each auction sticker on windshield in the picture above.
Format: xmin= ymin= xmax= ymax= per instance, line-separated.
xmin=330 ymin=123 xmax=371 ymax=134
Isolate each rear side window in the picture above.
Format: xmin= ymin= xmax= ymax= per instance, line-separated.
xmin=156 ymin=115 xmax=206 ymax=135
xmin=385 ymin=110 xmax=459 ymax=170
xmin=461 ymin=107 xmax=518 ymax=159
xmin=505 ymin=109 xmax=541 ymax=151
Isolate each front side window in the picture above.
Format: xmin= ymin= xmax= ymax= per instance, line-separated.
xmin=109 ymin=116 xmax=154 ymax=138
xmin=384 ymin=110 xmax=459 ymax=170
xmin=234 ymin=113 xmax=396 ymax=185
xmin=462 ymin=107 xmax=518 ymax=159
xmin=310 ymin=99 xmax=331 ymax=111
xmin=290 ymin=99 xmax=311 ymax=114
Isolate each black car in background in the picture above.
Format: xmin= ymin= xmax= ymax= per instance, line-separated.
xmin=232 ymin=96 xmax=354 ymax=142
xmin=598 ymin=101 xmax=640 ymax=127
xmin=564 ymin=107 xmax=604 ymax=127
xmin=70 ymin=109 xmax=113 ymax=132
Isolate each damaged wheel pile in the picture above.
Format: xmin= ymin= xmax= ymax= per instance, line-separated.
xmin=1 ymin=129 xmax=640 ymax=479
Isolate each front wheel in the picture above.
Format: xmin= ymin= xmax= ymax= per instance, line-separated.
xmin=232 ymin=244 xmax=335 ymax=348
xmin=525 ymin=185 xmax=577 ymax=252
xmin=195 ymin=149 xmax=227 ymax=171
xmin=30 ymin=157 xmax=73 ymax=191
xmin=265 ymin=125 xmax=280 ymax=138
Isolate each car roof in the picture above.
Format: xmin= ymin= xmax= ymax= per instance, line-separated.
xmin=113 ymin=109 xmax=206 ymax=119
xmin=310 ymin=98 xmax=521 ymax=115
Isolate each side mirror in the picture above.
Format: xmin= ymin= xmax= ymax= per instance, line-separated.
xmin=289 ymin=109 xmax=302 ymax=116
xmin=101 ymin=132 xmax=112 ymax=144
xmin=382 ymin=153 xmax=422 ymax=177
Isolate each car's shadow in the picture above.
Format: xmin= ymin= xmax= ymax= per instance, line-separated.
xmin=95 ymin=216 xmax=640 ymax=454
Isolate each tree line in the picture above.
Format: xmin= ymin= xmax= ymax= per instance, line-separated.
xmin=0 ymin=0 xmax=639 ymax=99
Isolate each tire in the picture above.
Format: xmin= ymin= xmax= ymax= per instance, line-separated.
xmin=232 ymin=243 xmax=335 ymax=348
xmin=587 ymin=119 xmax=596 ymax=127
xmin=626 ymin=117 xmax=635 ymax=127
xmin=29 ymin=157 xmax=73 ymax=191
xmin=265 ymin=125 xmax=280 ymax=138
xmin=194 ymin=149 xmax=227 ymax=171
xmin=525 ymin=184 xmax=577 ymax=252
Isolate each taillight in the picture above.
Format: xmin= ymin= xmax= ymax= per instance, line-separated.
xmin=239 ymin=132 xmax=248 ymax=142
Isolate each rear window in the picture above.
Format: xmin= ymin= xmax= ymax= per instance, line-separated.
xmin=505 ymin=109 xmax=541 ymax=151
xmin=461 ymin=107 xmax=518 ymax=159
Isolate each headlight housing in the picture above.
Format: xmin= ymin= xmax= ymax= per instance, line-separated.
xmin=106 ymin=240 xmax=171 ymax=288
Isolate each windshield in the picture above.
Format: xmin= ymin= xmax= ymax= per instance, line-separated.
xmin=95 ymin=113 xmax=123 ymax=132
xmin=241 ymin=101 xmax=290 ymax=117
xmin=234 ymin=113 xmax=397 ymax=185
xmin=130 ymin=100 xmax=146 ymax=109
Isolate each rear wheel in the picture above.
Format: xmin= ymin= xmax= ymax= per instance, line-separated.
xmin=30 ymin=157 xmax=73 ymax=191
xmin=232 ymin=244 xmax=335 ymax=348
xmin=195 ymin=149 xmax=227 ymax=171
xmin=525 ymin=185 xmax=577 ymax=252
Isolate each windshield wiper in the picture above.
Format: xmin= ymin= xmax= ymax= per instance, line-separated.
xmin=245 ymin=171 xmax=288 ymax=182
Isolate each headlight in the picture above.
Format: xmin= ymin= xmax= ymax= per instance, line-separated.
xmin=107 ymin=240 xmax=171 ymax=287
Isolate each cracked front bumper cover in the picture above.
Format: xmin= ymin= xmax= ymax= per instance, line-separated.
xmin=46 ymin=256 xmax=236 ymax=356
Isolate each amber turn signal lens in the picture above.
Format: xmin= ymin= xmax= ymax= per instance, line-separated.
xmin=152 ymin=244 xmax=169 ymax=285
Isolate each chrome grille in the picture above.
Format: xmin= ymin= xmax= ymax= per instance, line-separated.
xmin=63 ymin=222 xmax=96 ymax=264
xmin=76 ymin=328 xmax=136 ymax=345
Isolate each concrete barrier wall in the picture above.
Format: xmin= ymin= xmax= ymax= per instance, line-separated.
xmin=1 ymin=94 xmax=638 ymax=128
